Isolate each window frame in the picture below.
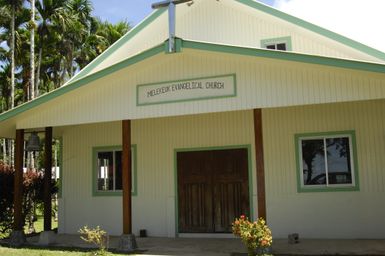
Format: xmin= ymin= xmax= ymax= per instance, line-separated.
xmin=295 ymin=131 xmax=359 ymax=193
xmin=92 ymin=145 xmax=137 ymax=197
xmin=261 ymin=36 xmax=292 ymax=51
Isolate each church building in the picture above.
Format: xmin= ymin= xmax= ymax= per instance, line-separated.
xmin=1 ymin=0 xmax=385 ymax=241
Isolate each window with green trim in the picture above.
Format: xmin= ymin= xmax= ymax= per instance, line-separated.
xmin=296 ymin=132 xmax=358 ymax=192
xmin=93 ymin=145 xmax=137 ymax=196
xmin=261 ymin=36 xmax=292 ymax=51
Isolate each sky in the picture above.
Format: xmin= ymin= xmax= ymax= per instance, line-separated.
xmin=91 ymin=0 xmax=385 ymax=53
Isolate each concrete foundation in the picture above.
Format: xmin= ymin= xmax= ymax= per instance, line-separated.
xmin=38 ymin=230 xmax=56 ymax=245
xmin=118 ymin=234 xmax=137 ymax=252
xmin=9 ymin=230 xmax=26 ymax=247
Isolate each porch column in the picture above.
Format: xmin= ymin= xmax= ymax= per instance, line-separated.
xmin=14 ymin=129 xmax=25 ymax=231
xmin=10 ymin=129 xmax=26 ymax=246
xmin=44 ymin=127 xmax=52 ymax=231
xmin=119 ymin=120 xmax=137 ymax=251
xmin=253 ymin=109 xmax=267 ymax=220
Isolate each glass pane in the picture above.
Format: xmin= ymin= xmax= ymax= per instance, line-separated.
xmin=115 ymin=151 xmax=122 ymax=190
xmin=266 ymin=44 xmax=276 ymax=50
xmin=301 ymin=139 xmax=326 ymax=185
xmin=326 ymin=137 xmax=352 ymax=184
xmin=277 ymin=43 xmax=287 ymax=51
xmin=97 ymin=151 xmax=114 ymax=191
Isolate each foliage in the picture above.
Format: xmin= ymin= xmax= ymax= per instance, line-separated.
xmin=79 ymin=226 xmax=108 ymax=256
xmin=0 ymin=162 xmax=14 ymax=238
xmin=0 ymin=161 xmax=58 ymax=238
xmin=232 ymin=215 xmax=273 ymax=256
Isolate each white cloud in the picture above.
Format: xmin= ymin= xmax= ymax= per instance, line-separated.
xmin=273 ymin=0 xmax=385 ymax=53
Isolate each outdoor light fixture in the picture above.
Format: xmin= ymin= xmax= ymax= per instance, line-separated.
xmin=25 ymin=132 xmax=41 ymax=152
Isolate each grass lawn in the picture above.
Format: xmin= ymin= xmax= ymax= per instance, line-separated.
xmin=0 ymin=246 xmax=132 ymax=256
xmin=0 ymin=246 xmax=89 ymax=255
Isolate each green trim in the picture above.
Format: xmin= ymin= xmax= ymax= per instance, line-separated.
xmin=0 ymin=43 xmax=164 ymax=123
xmin=261 ymin=36 xmax=292 ymax=51
xmin=236 ymin=0 xmax=385 ymax=61
xmin=1 ymin=39 xmax=385 ymax=125
xmin=174 ymin=144 xmax=254 ymax=235
xmin=68 ymin=9 xmax=167 ymax=84
xmin=136 ymin=74 xmax=237 ymax=106
xmin=182 ymin=40 xmax=385 ymax=74
xmin=294 ymin=130 xmax=360 ymax=193
xmin=164 ymin=38 xmax=183 ymax=54
xmin=57 ymin=137 xmax=63 ymax=198
xmin=92 ymin=145 xmax=138 ymax=197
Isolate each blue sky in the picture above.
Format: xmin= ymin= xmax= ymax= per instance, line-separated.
xmin=91 ymin=0 xmax=275 ymax=26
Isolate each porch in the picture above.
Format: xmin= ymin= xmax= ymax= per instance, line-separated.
xmin=20 ymin=235 xmax=385 ymax=255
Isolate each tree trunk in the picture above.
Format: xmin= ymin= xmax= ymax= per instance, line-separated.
xmin=11 ymin=5 xmax=15 ymax=109
xmin=2 ymin=139 xmax=6 ymax=164
xmin=36 ymin=47 xmax=42 ymax=97
xmin=30 ymin=0 xmax=36 ymax=100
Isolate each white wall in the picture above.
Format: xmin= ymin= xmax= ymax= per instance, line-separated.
xmin=59 ymin=110 xmax=257 ymax=236
xmin=59 ymin=100 xmax=385 ymax=238
xmin=17 ymin=49 xmax=385 ymax=129
xmin=264 ymin=100 xmax=385 ymax=238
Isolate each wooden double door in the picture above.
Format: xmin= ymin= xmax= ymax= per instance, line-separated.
xmin=177 ymin=148 xmax=250 ymax=233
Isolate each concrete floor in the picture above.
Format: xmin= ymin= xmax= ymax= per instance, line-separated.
xmin=23 ymin=234 xmax=385 ymax=255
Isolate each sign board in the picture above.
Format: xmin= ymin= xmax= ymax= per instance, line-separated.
xmin=136 ymin=74 xmax=236 ymax=106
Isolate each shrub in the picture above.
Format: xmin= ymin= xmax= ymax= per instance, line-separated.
xmin=0 ymin=162 xmax=58 ymax=238
xmin=79 ymin=226 xmax=109 ymax=256
xmin=232 ymin=215 xmax=273 ymax=256
xmin=0 ymin=162 xmax=14 ymax=238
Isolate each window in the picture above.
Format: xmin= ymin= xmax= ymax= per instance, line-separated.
xmin=261 ymin=36 xmax=292 ymax=51
xmin=93 ymin=145 xmax=137 ymax=196
xmin=266 ymin=43 xmax=287 ymax=51
xmin=295 ymin=131 xmax=359 ymax=192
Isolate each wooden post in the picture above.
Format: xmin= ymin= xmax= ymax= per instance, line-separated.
xmin=13 ymin=129 xmax=24 ymax=231
xmin=122 ymin=120 xmax=132 ymax=234
xmin=253 ymin=109 xmax=267 ymax=220
xmin=44 ymin=127 xmax=52 ymax=231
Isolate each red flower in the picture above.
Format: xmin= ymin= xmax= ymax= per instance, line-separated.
xmin=240 ymin=215 xmax=245 ymax=219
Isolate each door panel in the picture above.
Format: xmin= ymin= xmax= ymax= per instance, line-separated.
xmin=178 ymin=148 xmax=249 ymax=233
xmin=213 ymin=149 xmax=250 ymax=232
xmin=178 ymin=151 xmax=213 ymax=233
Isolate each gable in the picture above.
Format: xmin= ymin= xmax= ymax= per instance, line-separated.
xmin=69 ymin=0 xmax=385 ymax=84
xmin=0 ymin=40 xmax=382 ymax=136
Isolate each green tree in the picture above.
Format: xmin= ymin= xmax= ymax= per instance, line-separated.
xmin=1 ymin=0 xmax=25 ymax=109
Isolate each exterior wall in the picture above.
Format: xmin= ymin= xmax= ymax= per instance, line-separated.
xmin=17 ymin=50 xmax=385 ymax=130
xmin=263 ymin=99 xmax=385 ymax=238
xmin=86 ymin=0 xmax=383 ymax=77
xmin=58 ymin=110 xmax=257 ymax=236
xmin=58 ymin=99 xmax=385 ymax=239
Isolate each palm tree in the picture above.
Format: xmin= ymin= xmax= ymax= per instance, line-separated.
xmin=2 ymin=0 xmax=25 ymax=109
xmin=76 ymin=18 xmax=130 ymax=69
xmin=29 ymin=0 xmax=36 ymax=100
xmin=35 ymin=0 xmax=69 ymax=93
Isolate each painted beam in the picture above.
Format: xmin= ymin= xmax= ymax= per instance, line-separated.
xmin=13 ymin=129 xmax=24 ymax=231
xmin=253 ymin=109 xmax=267 ymax=220
xmin=44 ymin=127 xmax=53 ymax=231
xmin=122 ymin=120 xmax=132 ymax=234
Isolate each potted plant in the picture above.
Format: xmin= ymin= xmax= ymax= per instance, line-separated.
xmin=232 ymin=215 xmax=273 ymax=256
